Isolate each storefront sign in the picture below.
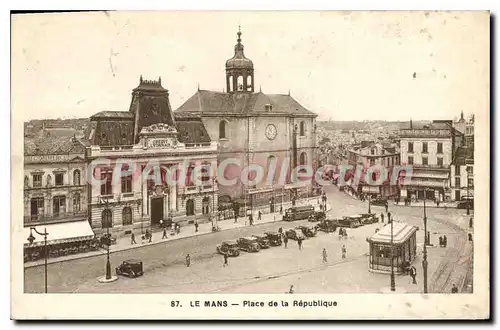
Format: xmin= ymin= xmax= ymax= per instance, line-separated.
xmin=147 ymin=138 xmax=177 ymax=149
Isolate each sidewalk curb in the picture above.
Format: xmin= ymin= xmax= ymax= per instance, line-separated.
xmin=25 ymin=199 xmax=331 ymax=269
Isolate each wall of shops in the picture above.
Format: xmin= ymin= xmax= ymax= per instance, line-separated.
xmin=399 ymin=137 xmax=452 ymax=165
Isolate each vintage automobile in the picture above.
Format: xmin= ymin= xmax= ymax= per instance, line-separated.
xmin=457 ymin=199 xmax=474 ymax=210
xmin=216 ymin=240 xmax=241 ymax=257
xmin=295 ymin=225 xmax=317 ymax=237
xmin=285 ymin=228 xmax=307 ymax=241
xmin=251 ymin=234 xmax=271 ymax=249
xmin=359 ymin=213 xmax=379 ymax=225
xmin=283 ymin=205 xmax=315 ymax=222
xmin=308 ymin=211 xmax=327 ymax=222
xmin=263 ymin=232 xmax=282 ymax=246
xmin=370 ymin=196 xmax=388 ymax=207
xmin=115 ymin=259 xmax=144 ymax=278
xmin=338 ymin=216 xmax=363 ymax=228
xmin=237 ymin=237 xmax=261 ymax=252
xmin=315 ymin=219 xmax=338 ymax=233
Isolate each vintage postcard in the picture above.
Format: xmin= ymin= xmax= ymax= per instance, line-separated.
xmin=11 ymin=11 xmax=490 ymax=320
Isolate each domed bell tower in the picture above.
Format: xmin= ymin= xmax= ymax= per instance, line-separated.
xmin=225 ymin=27 xmax=254 ymax=93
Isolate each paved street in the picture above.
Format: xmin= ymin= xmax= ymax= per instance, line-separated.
xmin=25 ymin=187 xmax=472 ymax=294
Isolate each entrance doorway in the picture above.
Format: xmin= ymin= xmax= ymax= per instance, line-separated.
xmin=151 ymin=197 xmax=164 ymax=227
xmin=455 ymin=190 xmax=461 ymax=201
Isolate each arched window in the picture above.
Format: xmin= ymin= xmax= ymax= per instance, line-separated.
xmin=267 ymin=155 xmax=277 ymax=184
xmin=202 ymin=197 xmax=210 ymax=214
xmin=73 ymin=193 xmax=81 ymax=212
xmin=237 ymin=76 xmax=244 ymax=91
xmin=300 ymin=152 xmax=307 ymax=165
xmin=247 ymin=76 xmax=252 ymax=91
xmin=102 ymin=209 xmax=113 ymax=229
xmin=219 ymin=120 xmax=227 ymax=139
xmin=300 ymin=121 xmax=306 ymax=136
xmin=186 ymin=199 xmax=195 ymax=216
xmin=228 ymin=75 xmax=233 ymax=91
xmin=122 ymin=207 xmax=132 ymax=226
xmin=73 ymin=169 xmax=81 ymax=185
xmin=24 ymin=176 xmax=29 ymax=187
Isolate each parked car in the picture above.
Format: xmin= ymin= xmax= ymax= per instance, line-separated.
xmin=315 ymin=219 xmax=338 ymax=233
xmin=308 ymin=211 xmax=327 ymax=222
xmin=338 ymin=216 xmax=362 ymax=228
xmin=457 ymin=199 xmax=474 ymax=210
xmin=237 ymin=237 xmax=260 ymax=252
xmin=216 ymin=240 xmax=241 ymax=257
xmin=251 ymin=234 xmax=271 ymax=249
xmin=295 ymin=225 xmax=317 ymax=237
xmin=116 ymin=259 xmax=144 ymax=278
xmin=370 ymin=196 xmax=388 ymax=207
xmin=283 ymin=205 xmax=315 ymax=221
xmin=359 ymin=213 xmax=379 ymax=225
xmin=285 ymin=228 xmax=307 ymax=241
xmin=263 ymin=232 xmax=282 ymax=246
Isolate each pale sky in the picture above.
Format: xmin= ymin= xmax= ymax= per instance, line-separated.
xmin=11 ymin=11 xmax=489 ymax=122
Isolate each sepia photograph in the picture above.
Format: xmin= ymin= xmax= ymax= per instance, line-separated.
xmin=10 ymin=10 xmax=490 ymax=319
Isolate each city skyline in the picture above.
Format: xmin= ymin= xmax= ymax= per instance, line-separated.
xmin=12 ymin=11 xmax=488 ymax=122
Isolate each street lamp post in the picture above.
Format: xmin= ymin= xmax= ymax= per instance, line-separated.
xmin=212 ymin=176 xmax=217 ymax=227
xmin=105 ymin=226 xmax=111 ymax=280
xmin=27 ymin=227 xmax=49 ymax=293
xmin=390 ymin=215 xmax=395 ymax=291
xmin=368 ymin=194 xmax=371 ymax=214
xmin=423 ymin=193 xmax=429 ymax=294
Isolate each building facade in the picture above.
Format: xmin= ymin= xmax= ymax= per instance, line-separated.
xmin=23 ymin=134 xmax=89 ymax=231
xmin=399 ymin=121 xmax=457 ymax=202
xmin=450 ymin=146 xmax=474 ymax=202
xmin=347 ymin=142 xmax=401 ymax=197
xmin=85 ymin=78 xmax=218 ymax=237
xmin=175 ymin=29 xmax=318 ymax=213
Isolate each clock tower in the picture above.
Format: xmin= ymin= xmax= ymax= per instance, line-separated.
xmin=225 ymin=27 xmax=254 ymax=93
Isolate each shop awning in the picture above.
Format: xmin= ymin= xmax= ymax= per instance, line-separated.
xmin=369 ymin=222 xmax=418 ymax=245
xmin=23 ymin=220 xmax=95 ymax=247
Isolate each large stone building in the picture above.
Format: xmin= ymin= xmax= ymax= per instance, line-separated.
xmin=23 ymin=132 xmax=91 ymax=242
xmin=175 ymin=29 xmax=318 ymax=213
xmin=399 ymin=120 xmax=463 ymax=202
xmin=84 ymin=77 xmax=218 ymax=237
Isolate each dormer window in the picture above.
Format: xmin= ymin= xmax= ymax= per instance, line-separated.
xmin=265 ymin=104 xmax=273 ymax=112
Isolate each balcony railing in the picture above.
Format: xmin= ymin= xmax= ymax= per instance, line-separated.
xmin=24 ymin=210 xmax=87 ymax=224
xmin=411 ymin=164 xmax=449 ymax=170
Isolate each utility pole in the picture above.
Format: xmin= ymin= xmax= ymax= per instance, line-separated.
xmin=423 ymin=194 xmax=429 ymax=294
xmin=390 ymin=215 xmax=395 ymax=291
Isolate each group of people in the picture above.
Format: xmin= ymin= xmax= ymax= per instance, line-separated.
xmin=438 ymin=235 xmax=448 ymax=248
xmin=130 ymin=230 xmax=152 ymax=245
xmin=321 ymin=245 xmax=347 ymax=263
xmin=338 ymin=227 xmax=348 ymax=240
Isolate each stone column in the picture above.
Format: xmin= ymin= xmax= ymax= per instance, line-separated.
xmin=170 ymin=184 xmax=177 ymax=214
xmin=142 ymin=182 xmax=148 ymax=215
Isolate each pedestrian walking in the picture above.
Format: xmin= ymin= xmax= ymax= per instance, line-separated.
xmin=194 ymin=220 xmax=199 ymax=233
xmin=148 ymin=230 xmax=152 ymax=243
xmin=439 ymin=236 xmax=443 ymax=247
xmin=451 ymin=283 xmax=459 ymax=293
xmin=162 ymin=228 xmax=168 ymax=239
xmin=469 ymin=217 xmax=473 ymax=228
xmin=280 ymin=205 xmax=283 ymax=214
xmin=380 ymin=213 xmax=384 ymax=223
xmin=387 ymin=212 xmax=392 ymax=223
xmin=258 ymin=210 xmax=262 ymax=221
xmin=322 ymin=248 xmax=328 ymax=263
xmin=443 ymin=235 xmax=447 ymax=248
xmin=186 ymin=254 xmax=191 ymax=267
xmin=159 ymin=219 xmax=164 ymax=229
xmin=341 ymin=245 xmax=347 ymax=259
xmin=338 ymin=228 xmax=343 ymax=240
xmin=297 ymin=238 xmax=303 ymax=250
xmin=283 ymin=235 xmax=288 ymax=248
xmin=343 ymin=228 xmax=348 ymax=239
xmin=223 ymin=254 xmax=228 ymax=267
xmin=288 ymin=285 xmax=294 ymax=294
xmin=234 ymin=214 xmax=238 ymax=224
xmin=130 ymin=233 xmax=137 ymax=245
xmin=385 ymin=203 xmax=389 ymax=213
xmin=410 ymin=266 xmax=417 ymax=284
